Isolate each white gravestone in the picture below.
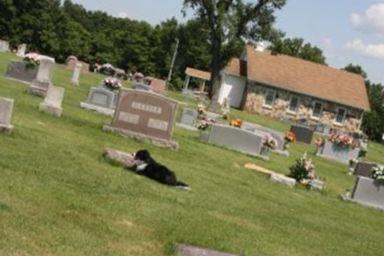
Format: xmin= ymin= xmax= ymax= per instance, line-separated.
xmin=29 ymin=55 xmax=55 ymax=97
xmin=270 ymin=173 xmax=296 ymax=188
xmin=71 ymin=62 xmax=82 ymax=86
xmin=16 ymin=44 xmax=26 ymax=57
xmin=0 ymin=97 xmax=14 ymax=133
xmin=0 ymin=40 xmax=10 ymax=52
xmin=39 ymin=86 xmax=65 ymax=117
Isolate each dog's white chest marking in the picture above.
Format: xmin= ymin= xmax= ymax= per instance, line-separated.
xmin=136 ymin=163 xmax=148 ymax=171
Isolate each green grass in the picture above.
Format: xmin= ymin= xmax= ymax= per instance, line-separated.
xmin=1 ymin=52 xmax=384 ymax=256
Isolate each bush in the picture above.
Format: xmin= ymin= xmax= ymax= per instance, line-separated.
xmin=289 ymin=153 xmax=316 ymax=182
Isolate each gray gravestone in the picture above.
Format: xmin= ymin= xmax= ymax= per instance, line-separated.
xmin=354 ymin=162 xmax=377 ymax=178
xmin=0 ymin=40 xmax=10 ymax=52
xmin=180 ymin=108 xmax=198 ymax=126
xmin=29 ymin=55 xmax=55 ymax=97
xmin=0 ymin=97 xmax=14 ymax=133
xmin=71 ymin=62 xmax=82 ymax=86
xmin=16 ymin=44 xmax=26 ymax=57
xmin=177 ymin=244 xmax=238 ymax=256
xmin=39 ymin=86 xmax=65 ymax=117
xmin=350 ymin=176 xmax=384 ymax=210
xmin=317 ymin=140 xmax=360 ymax=164
xmin=202 ymin=124 xmax=265 ymax=158
xmin=290 ymin=124 xmax=314 ymax=144
xmin=5 ymin=60 xmax=38 ymax=84
xmin=103 ymin=89 xmax=179 ymax=149
xmin=80 ymin=86 xmax=118 ymax=116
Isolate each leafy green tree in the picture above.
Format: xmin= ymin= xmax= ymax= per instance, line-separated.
xmin=362 ymin=82 xmax=384 ymax=141
xmin=270 ymin=37 xmax=327 ymax=65
xmin=183 ymin=0 xmax=286 ymax=100
xmin=342 ymin=63 xmax=367 ymax=79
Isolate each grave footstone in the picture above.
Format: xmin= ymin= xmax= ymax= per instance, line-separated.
xmin=177 ymin=244 xmax=238 ymax=256
xmin=103 ymin=89 xmax=179 ymax=149
xmin=0 ymin=40 xmax=10 ymax=52
xmin=5 ymin=60 xmax=38 ymax=84
xmin=103 ymin=148 xmax=135 ymax=168
xmin=270 ymin=173 xmax=296 ymax=188
xmin=16 ymin=44 xmax=26 ymax=57
xmin=80 ymin=86 xmax=118 ymax=116
xmin=0 ymin=97 xmax=14 ymax=133
xmin=290 ymin=124 xmax=314 ymax=144
xmin=39 ymin=86 xmax=65 ymax=117
xmin=71 ymin=62 xmax=82 ymax=86
xmin=29 ymin=55 xmax=55 ymax=97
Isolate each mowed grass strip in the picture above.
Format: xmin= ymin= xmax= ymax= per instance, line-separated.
xmin=0 ymin=52 xmax=384 ymax=256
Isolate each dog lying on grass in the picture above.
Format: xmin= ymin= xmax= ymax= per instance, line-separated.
xmin=132 ymin=149 xmax=190 ymax=190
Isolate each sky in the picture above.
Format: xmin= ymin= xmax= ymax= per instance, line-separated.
xmin=73 ymin=0 xmax=384 ymax=84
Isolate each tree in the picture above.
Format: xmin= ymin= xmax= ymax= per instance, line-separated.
xmin=362 ymin=81 xmax=384 ymax=141
xmin=342 ymin=63 xmax=367 ymax=79
xmin=183 ymin=0 xmax=286 ymax=101
xmin=269 ymin=37 xmax=327 ymax=65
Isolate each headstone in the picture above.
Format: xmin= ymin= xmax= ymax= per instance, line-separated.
xmin=348 ymin=176 xmax=384 ymax=210
xmin=290 ymin=124 xmax=314 ymax=144
xmin=201 ymin=124 xmax=265 ymax=158
xmin=308 ymin=179 xmax=325 ymax=190
xmin=270 ymin=173 xmax=296 ymax=188
xmin=354 ymin=162 xmax=377 ymax=177
xmin=71 ymin=62 xmax=82 ymax=86
xmin=29 ymin=55 xmax=55 ymax=97
xmin=0 ymin=97 xmax=14 ymax=133
xmin=80 ymin=86 xmax=118 ymax=116
xmin=0 ymin=40 xmax=10 ymax=52
xmin=180 ymin=108 xmax=198 ymax=126
xmin=177 ymin=244 xmax=238 ymax=256
xmin=103 ymin=89 xmax=179 ymax=149
xmin=317 ymin=141 xmax=360 ymax=165
xmin=5 ymin=60 xmax=38 ymax=84
xmin=67 ymin=58 xmax=89 ymax=74
xmin=39 ymin=86 xmax=65 ymax=117
xmin=16 ymin=44 xmax=26 ymax=57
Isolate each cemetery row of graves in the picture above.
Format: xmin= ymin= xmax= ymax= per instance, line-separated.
xmin=0 ymin=43 xmax=384 ymax=255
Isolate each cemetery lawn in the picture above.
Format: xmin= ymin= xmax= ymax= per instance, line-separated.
xmin=1 ymin=52 xmax=384 ymax=256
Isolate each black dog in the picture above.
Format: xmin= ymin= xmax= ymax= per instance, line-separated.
xmin=133 ymin=150 xmax=190 ymax=190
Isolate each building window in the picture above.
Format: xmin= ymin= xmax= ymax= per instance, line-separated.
xmin=288 ymin=95 xmax=300 ymax=112
xmin=264 ymin=89 xmax=276 ymax=107
xmin=335 ymin=107 xmax=347 ymax=124
xmin=312 ymin=101 xmax=323 ymax=118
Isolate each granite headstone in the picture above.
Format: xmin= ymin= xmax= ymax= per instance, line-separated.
xmin=39 ymin=86 xmax=65 ymax=117
xmin=80 ymin=86 xmax=118 ymax=116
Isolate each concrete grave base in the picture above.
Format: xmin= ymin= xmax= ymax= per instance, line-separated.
xmin=103 ymin=125 xmax=179 ymax=150
xmin=177 ymin=244 xmax=238 ymax=256
xmin=80 ymin=102 xmax=114 ymax=116
xmin=176 ymin=123 xmax=198 ymax=131
xmin=0 ymin=124 xmax=13 ymax=133
xmin=29 ymin=81 xmax=51 ymax=97
xmin=39 ymin=103 xmax=63 ymax=117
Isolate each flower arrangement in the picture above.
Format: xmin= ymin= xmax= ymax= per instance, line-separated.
xmin=314 ymin=137 xmax=325 ymax=147
xmin=103 ymin=77 xmax=121 ymax=90
xmin=372 ymin=165 xmax=384 ymax=184
xmin=284 ymin=131 xmax=296 ymax=149
xmin=229 ymin=118 xmax=243 ymax=128
xmin=23 ymin=52 xmax=40 ymax=69
xmin=263 ymin=134 xmax=278 ymax=150
xmin=328 ymin=133 xmax=357 ymax=148
xmin=289 ymin=152 xmax=316 ymax=182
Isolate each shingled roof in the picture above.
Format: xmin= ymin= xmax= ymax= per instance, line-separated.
xmin=185 ymin=67 xmax=211 ymax=81
xmin=225 ymin=46 xmax=370 ymax=111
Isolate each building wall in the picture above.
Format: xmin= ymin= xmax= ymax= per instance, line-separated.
xmin=218 ymin=74 xmax=246 ymax=108
xmin=243 ymin=82 xmax=365 ymax=132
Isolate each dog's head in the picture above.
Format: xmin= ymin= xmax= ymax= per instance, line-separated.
xmin=133 ymin=149 xmax=151 ymax=163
